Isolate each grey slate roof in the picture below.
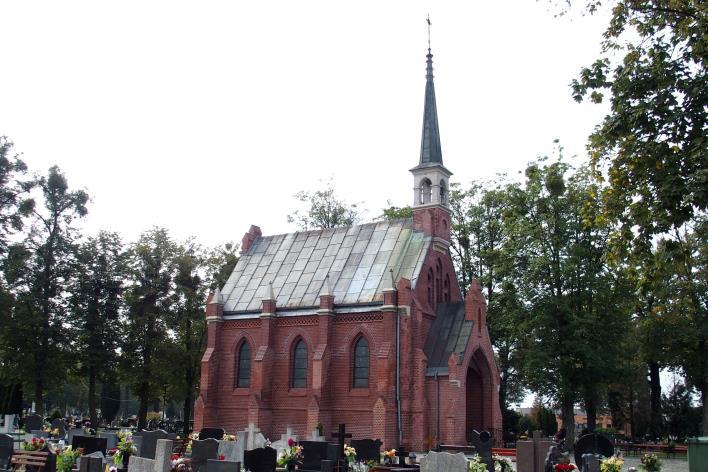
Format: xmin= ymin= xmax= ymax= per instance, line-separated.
xmin=418 ymin=50 xmax=443 ymax=167
xmin=423 ymin=301 xmax=474 ymax=375
xmin=221 ymin=219 xmax=431 ymax=313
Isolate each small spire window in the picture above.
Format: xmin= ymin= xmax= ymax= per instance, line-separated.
xmin=420 ymin=178 xmax=432 ymax=204
xmin=440 ymin=180 xmax=447 ymax=205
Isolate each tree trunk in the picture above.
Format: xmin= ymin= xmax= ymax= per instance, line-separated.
xmin=585 ymin=393 xmax=597 ymax=433
xmin=183 ymin=373 xmax=193 ymax=436
xmin=137 ymin=388 xmax=148 ymax=431
xmin=702 ymin=385 xmax=708 ymax=436
xmin=648 ymin=361 xmax=662 ymax=439
xmin=34 ymin=377 xmax=44 ymax=417
xmin=561 ymin=397 xmax=575 ymax=452
xmin=88 ymin=366 xmax=97 ymax=427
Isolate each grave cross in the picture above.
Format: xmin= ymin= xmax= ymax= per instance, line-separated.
xmin=330 ymin=424 xmax=352 ymax=472
xmin=394 ymin=447 xmax=410 ymax=465
xmin=245 ymin=423 xmax=261 ymax=450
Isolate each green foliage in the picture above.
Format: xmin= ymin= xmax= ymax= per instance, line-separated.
xmin=0 ymin=136 xmax=34 ymax=254
xmin=379 ymin=203 xmax=413 ymax=220
xmin=662 ymin=382 xmax=702 ymax=439
xmin=518 ymin=415 xmax=538 ymax=435
xmin=50 ymin=409 xmax=62 ymax=420
xmin=536 ymin=405 xmax=559 ymax=437
xmin=287 ymin=179 xmax=362 ymax=230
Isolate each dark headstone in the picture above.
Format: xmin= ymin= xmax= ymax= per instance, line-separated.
xmin=199 ymin=428 xmax=225 ymax=441
xmin=581 ymin=454 xmax=600 ymax=472
xmin=242 ymin=446 xmax=276 ymax=472
xmin=23 ymin=414 xmax=43 ymax=432
xmin=79 ymin=456 xmax=103 ymax=472
xmin=138 ymin=430 xmax=168 ymax=459
xmin=50 ymin=419 xmax=66 ymax=437
xmin=351 ymin=439 xmax=381 ymax=464
xmin=207 ymin=459 xmax=240 ymax=472
xmin=71 ymin=436 xmax=108 ymax=455
xmin=394 ymin=447 xmax=410 ymax=466
xmin=573 ymin=434 xmax=613 ymax=467
xmin=299 ymin=441 xmax=331 ymax=471
xmin=319 ymin=460 xmax=335 ymax=472
xmin=544 ymin=445 xmax=561 ymax=472
xmin=0 ymin=434 xmax=13 ymax=471
xmin=191 ymin=438 xmax=220 ymax=472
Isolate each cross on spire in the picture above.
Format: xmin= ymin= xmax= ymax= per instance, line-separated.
xmin=427 ymin=15 xmax=431 ymax=52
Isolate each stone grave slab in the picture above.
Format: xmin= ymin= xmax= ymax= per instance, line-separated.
xmin=581 ymin=454 xmax=600 ymax=472
xmin=138 ymin=430 xmax=168 ymax=459
xmin=299 ymin=440 xmax=331 ymax=471
xmin=191 ymin=438 xmax=220 ymax=472
xmin=517 ymin=431 xmax=555 ymax=472
xmin=217 ymin=440 xmax=239 ymax=463
xmin=127 ymin=456 xmax=154 ymax=472
xmin=0 ymin=433 xmax=13 ymax=471
xmin=71 ymin=436 xmax=107 ymax=455
xmin=351 ymin=439 xmax=382 ymax=463
xmin=573 ymin=434 xmax=613 ymax=467
xmin=153 ymin=439 xmax=173 ymax=472
xmin=242 ymin=446 xmax=276 ymax=472
xmin=207 ymin=459 xmax=241 ymax=472
xmin=199 ymin=428 xmax=224 ymax=441
xmin=67 ymin=428 xmax=84 ymax=445
xmin=79 ymin=456 xmax=103 ymax=472
xmin=420 ymin=451 xmax=467 ymax=472
xmin=100 ymin=431 xmax=118 ymax=450
xmin=23 ymin=414 xmax=43 ymax=432
xmin=269 ymin=427 xmax=297 ymax=456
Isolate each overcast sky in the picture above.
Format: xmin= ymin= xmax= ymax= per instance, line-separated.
xmin=0 ymin=1 xmax=612 ymax=247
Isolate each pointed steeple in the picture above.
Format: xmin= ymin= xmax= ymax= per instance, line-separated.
xmin=419 ymin=48 xmax=443 ymax=166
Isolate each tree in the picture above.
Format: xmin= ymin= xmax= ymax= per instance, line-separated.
xmin=69 ymin=231 xmax=126 ymax=426
xmin=0 ymin=136 xmax=34 ymax=254
xmin=379 ymin=203 xmax=412 ymax=220
xmin=2 ymin=166 xmax=88 ymax=415
xmin=570 ymin=1 xmax=707 ymax=434
xmin=121 ymin=227 xmax=176 ymax=430
xmin=662 ymin=381 xmax=702 ymax=440
xmin=287 ymin=179 xmax=362 ymax=230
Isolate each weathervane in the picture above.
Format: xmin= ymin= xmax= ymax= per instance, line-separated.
xmin=426 ymin=15 xmax=431 ymax=51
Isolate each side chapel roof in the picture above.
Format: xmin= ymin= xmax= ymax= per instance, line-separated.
xmin=423 ymin=302 xmax=474 ymax=375
xmin=221 ymin=219 xmax=430 ymax=313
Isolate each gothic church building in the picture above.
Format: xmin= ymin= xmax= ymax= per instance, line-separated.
xmin=194 ymin=46 xmax=503 ymax=450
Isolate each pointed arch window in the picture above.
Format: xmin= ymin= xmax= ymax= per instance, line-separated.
xmin=444 ymin=274 xmax=450 ymax=302
xmin=435 ymin=258 xmax=442 ymax=303
xmin=353 ymin=336 xmax=369 ymax=388
xmin=427 ymin=268 xmax=434 ymax=305
xmin=292 ymin=339 xmax=307 ymax=388
xmin=440 ymin=180 xmax=447 ymax=205
xmin=236 ymin=341 xmax=251 ymax=388
xmin=420 ymin=178 xmax=432 ymax=204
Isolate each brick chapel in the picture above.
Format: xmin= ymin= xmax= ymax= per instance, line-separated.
xmin=194 ymin=45 xmax=503 ymax=450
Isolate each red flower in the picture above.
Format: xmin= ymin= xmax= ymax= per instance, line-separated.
xmin=32 ymin=438 xmax=37 ymax=444
xmin=554 ymin=464 xmax=576 ymax=471
xmin=288 ymin=438 xmax=295 ymax=447
xmin=39 ymin=438 xmax=45 ymax=444
xmin=171 ymin=454 xmax=181 ymax=461
xmin=218 ymin=455 xmax=225 ymax=461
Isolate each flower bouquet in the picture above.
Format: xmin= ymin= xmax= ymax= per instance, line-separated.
xmin=493 ymin=455 xmax=512 ymax=472
xmin=468 ymin=454 xmax=488 ymax=472
xmin=171 ymin=453 xmax=191 ymax=472
xmin=276 ymin=439 xmax=303 ymax=469
xmin=113 ymin=432 xmax=138 ymax=468
xmin=22 ymin=437 xmax=46 ymax=451
xmin=56 ymin=446 xmax=84 ymax=472
xmin=344 ymin=444 xmax=357 ymax=464
xmin=601 ymin=456 xmax=624 ymax=472
xmin=554 ymin=463 xmax=576 ymax=471
xmin=383 ymin=449 xmax=396 ymax=465
xmin=640 ymin=453 xmax=662 ymax=472
xmin=222 ymin=434 xmax=236 ymax=441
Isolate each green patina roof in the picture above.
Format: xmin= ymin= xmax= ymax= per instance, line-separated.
xmin=221 ymin=219 xmax=430 ymax=312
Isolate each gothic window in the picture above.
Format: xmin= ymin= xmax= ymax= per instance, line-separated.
xmin=427 ymin=268 xmax=434 ymax=305
xmin=444 ymin=274 xmax=450 ymax=302
xmin=435 ymin=258 xmax=442 ymax=303
xmin=420 ymin=178 xmax=432 ymax=204
xmin=291 ymin=339 xmax=307 ymax=388
xmin=236 ymin=341 xmax=251 ymax=388
xmin=352 ymin=336 xmax=369 ymax=388
xmin=440 ymin=180 xmax=447 ymax=204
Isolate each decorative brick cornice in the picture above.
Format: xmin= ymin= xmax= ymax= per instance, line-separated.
xmin=333 ymin=313 xmax=384 ymax=323
xmin=276 ymin=315 xmax=319 ymax=327
xmin=223 ymin=319 xmax=262 ymax=329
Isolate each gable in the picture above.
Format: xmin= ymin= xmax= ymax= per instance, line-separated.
xmin=423 ymin=301 xmax=474 ymax=375
xmin=221 ymin=219 xmax=431 ymax=312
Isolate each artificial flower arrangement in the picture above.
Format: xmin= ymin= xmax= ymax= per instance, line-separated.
xmin=21 ymin=437 xmax=46 ymax=451
xmin=640 ymin=452 xmax=662 ymax=472
xmin=222 ymin=434 xmax=236 ymax=441
xmin=554 ymin=452 xmax=576 ymax=471
xmin=344 ymin=444 xmax=357 ymax=464
xmin=600 ymin=456 xmax=624 ymax=472
xmin=55 ymin=446 xmax=84 ymax=472
xmin=493 ymin=455 xmax=512 ymax=472
xmin=468 ymin=454 xmax=488 ymax=472
xmin=113 ymin=432 xmax=138 ymax=468
xmin=276 ymin=439 xmax=303 ymax=467
xmin=170 ymin=453 xmax=192 ymax=472
xmin=382 ymin=449 xmax=396 ymax=465
xmin=50 ymin=428 xmax=62 ymax=438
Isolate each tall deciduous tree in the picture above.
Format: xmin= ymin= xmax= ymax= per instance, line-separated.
xmin=69 ymin=231 xmax=126 ymax=426
xmin=122 ymin=228 xmax=175 ymax=430
xmin=3 ymin=166 xmax=88 ymax=415
xmin=287 ymin=179 xmax=362 ymax=230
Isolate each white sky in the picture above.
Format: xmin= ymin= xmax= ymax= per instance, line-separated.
xmin=0 ymin=1 xmax=612 ymax=247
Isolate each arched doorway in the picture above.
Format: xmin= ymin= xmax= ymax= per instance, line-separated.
xmin=466 ymin=349 xmax=493 ymax=443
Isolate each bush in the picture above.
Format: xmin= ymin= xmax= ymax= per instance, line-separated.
xmin=50 ymin=409 xmax=62 ymax=420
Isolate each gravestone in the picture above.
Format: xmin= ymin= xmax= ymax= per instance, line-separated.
xmin=23 ymin=414 xmax=43 ymax=432
xmin=79 ymin=456 xmax=103 ymax=472
xmin=242 ymin=446 xmax=276 ymax=472
xmin=331 ymin=424 xmax=352 ymax=470
xmin=50 ymin=419 xmax=66 ymax=437
xmin=320 ymin=460 xmax=335 ymax=472
xmin=470 ymin=430 xmax=494 ymax=472
xmin=517 ymin=431 xmax=555 ymax=472
xmin=242 ymin=423 xmax=266 ymax=451
xmin=270 ymin=427 xmax=297 ymax=456
xmin=153 ymin=439 xmax=174 ymax=472
xmin=573 ymin=434 xmax=613 ymax=467
xmin=217 ymin=440 xmax=239 ymax=463
xmin=132 ymin=435 xmax=144 ymax=457
xmin=67 ymin=428 xmax=84 ymax=445
xmin=306 ymin=430 xmax=326 ymax=442
xmin=543 ymin=445 xmax=561 ymax=472
xmin=127 ymin=456 xmax=154 ymax=472
xmin=71 ymin=435 xmax=107 ymax=455
xmin=0 ymin=434 xmax=13 ymax=472
xmin=420 ymin=451 xmax=468 ymax=472
xmin=191 ymin=438 xmax=220 ymax=472
xmin=0 ymin=416 xmax=15 ymax=434
xmin=350 ymin=439 xmax=381 ymax=463
xmin=207 ymin=459 xmax=241 ymax=472
xmin=394 ymin=447 xmax=410 ymax=466
xmin=581 ymin=454 xmax=600 ymax=472
xmin=139 ymin=430 xmax=168 ymax=459
xmin=199 ymin=428 xmax=225 ymax=441
xmin=31 ymin=430 xmax=49 ymax=439
xmin=100 ymin=431 xmax=118 ymax=450
xmin=299 ymin=441 xmax=331 ymax=471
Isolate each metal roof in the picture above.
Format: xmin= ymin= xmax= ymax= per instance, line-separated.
xmin=221 ymin=219 xmax=430 ymax=312
xmin=423 ymin=301 xmax=474 ymax=375
xmin=418 ymin=49 xmax=443 ymax=167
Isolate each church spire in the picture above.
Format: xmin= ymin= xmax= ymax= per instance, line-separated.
xmin=419 ymin=17 xmax=443 ymax=167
